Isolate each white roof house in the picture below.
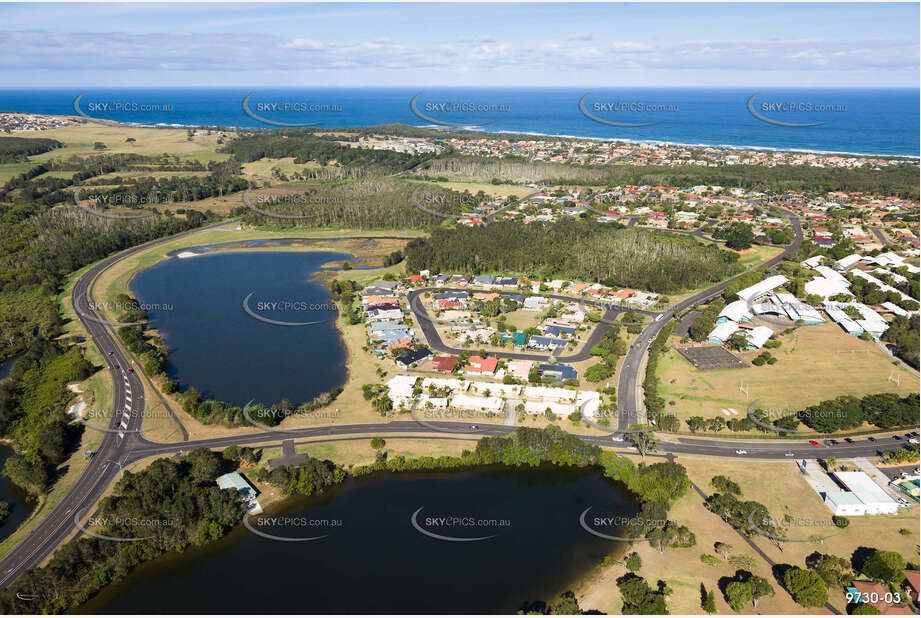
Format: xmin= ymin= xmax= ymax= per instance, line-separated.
xmin=824 ymin=302 xmax=864 ymax=335
xmin=851 ymin=270 xmax=915 ymax=304
xmin=743 ymin=325 xmax=774 ymax=349
xmin=825 ymin=491 xmax=870 ymax=517
xmin=801 ymin=256 xmax=824 ymax=269
xmin=736 ymin=275 xmax=789 ymax=302
xmin=718 ymin=300 xmax=753 ymax=323
xmin=881 ymin=301 xmax=910 ymax=317
xmin=387 ymin=375 xmax=418 ymax=400
xmin=450 ymin=394 xmax=504 ymax=412
xmin=576 ymin=391 xmax=601 ymax=418
xmin=835 ymin=253 xmax=862 ymax=270
xmin=420 ymin=377 xmax=469 ymax=392
xmin=708 ymin=321 xmax=740 ymax=344
xmin=469 ymin=382 xmax=521 ymax=397
xmin=523 ymin=386 xmax=577 ymax=401
xmin=524 ymin=400 xmax=575 ymax=416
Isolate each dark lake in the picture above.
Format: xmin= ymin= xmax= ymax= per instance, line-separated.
xmin=77 ymin=465 xmax=637 ymax=614
xmin=0 ymin=444 xmax=35 ymax=543
xmin=129 ymin=251 xmax=350 ymax=407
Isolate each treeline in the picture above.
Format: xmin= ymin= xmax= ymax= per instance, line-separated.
xmin=232 ymin=177 xmax=449 ymax=229
xmin=0 ymin=207 xmax=215 ymax=361
xmin=882 ymin=315 xmax=919 ymax=369
xmin=405 ymin=221 xmax=742 ymax=294
xmin=85 ymin=159 xmax=247 ymax=207
xmin=0 ymin=341 xmax=94 ymax=495
xmin=415 ymin=155 xmax=920 ymax=199
xmin=792 ymin=392 xmax=918 ymax=433
xmin=175 ymin=386 xmax=342 ymax=427
xmin=0 ymin=449 xmax=246 ymax=614
xmin=643 ymin=322 xmax=677 ymax=430
xmin=0 ymin=136 xmax=61 ymax=163
xmin=220 ymin=130 xmax=429 ymax=172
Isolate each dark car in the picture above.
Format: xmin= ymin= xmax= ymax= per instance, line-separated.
xmin=892 ymin=435 xmax=901 ymax=440
xmin=844 ymin=438 xmax=855 ymax=444
xmin=867 ymin=437 xmax=877 ymax=442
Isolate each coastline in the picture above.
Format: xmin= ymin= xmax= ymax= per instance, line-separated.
xmin=5 ymin=111 xmax=919 ymax=160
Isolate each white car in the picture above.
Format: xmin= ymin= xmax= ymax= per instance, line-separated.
xmin=909 ymin=438 xmax=919 ymax=444
xmin=784 ymin=452 xmax=794 ymax=457
xmin=612 ymin=436 xmax=624 ymax=442
xmin=735 ymin=449 xmax=747 ymax=455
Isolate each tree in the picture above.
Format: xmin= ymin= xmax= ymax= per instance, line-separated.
xmin=726 ymin=331 xmax=749 ymax=351
xmin=711 ymin=476 xmax=742 ymax=496
xmin=806 ymin=552 xmax=853 ymax=587
xmin=370 ymin=438 xmax=386 ymax=450
xmin=724 ymin=581 xmax=752 ymax=612
xmin=860 ymin=550 xmax=906 ymax=583
xmin=626 ymin=552 xmax=642 ymax=572
xmin=629 ymin=424 xmax=657 ymax=461
xmin=548 ymin=591 xmax=582 ymax=615
xmin=617 ymin=574 xmax=668 ymax=615
xmin=714 ymin=542 xmax=733 ymax=560
xmin=783 ymin=567 xmax=829 ymax=608
xmin=749 ymin=575 xmax=774 ymax=607
xmin=702 ymin=589 xmax=716 ymax=613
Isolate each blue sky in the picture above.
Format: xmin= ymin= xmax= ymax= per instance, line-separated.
xmin=0 ymin=3 xmax=917 ymax=87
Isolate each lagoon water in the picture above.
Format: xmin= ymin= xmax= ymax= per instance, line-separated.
xmin=129 ymin=251 xmax=349 ymax=407
xmin=78 ymin=465 xmax=637 ymax=614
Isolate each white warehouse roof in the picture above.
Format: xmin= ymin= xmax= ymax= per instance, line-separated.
xmin=736 ymin=275 xmax=789 ymax=302
xmin=719 ymin=299 xmax=753 ymax=322
xmin=709 ymin=321 xmax=740 ymax=343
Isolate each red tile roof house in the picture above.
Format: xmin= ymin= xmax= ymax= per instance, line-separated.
xmin=465 ymin=356 xmax=498 ymax=376
xmin=431 ymin=356 xmax=458 ymax=373
xmin=851 ymin=581 xmax=914 ymax=615
xmin=904 ymin=570 xmax=920 ymax=603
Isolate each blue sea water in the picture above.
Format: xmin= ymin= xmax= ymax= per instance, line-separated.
xmin=0 ymin=87 xmax=917 ymax=157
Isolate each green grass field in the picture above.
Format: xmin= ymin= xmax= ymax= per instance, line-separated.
xmin=658 ymin=322 xmax=918 ymax=424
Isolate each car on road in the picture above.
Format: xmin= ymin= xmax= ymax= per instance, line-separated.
xmin=612 ymin=436 xmax=624 ymax=442
xmin=809 ymin=440 xmax=820 ymax=447
xmin=469 ymin=425 xmax=479 ymax=430
xmin=867 ymin=436 xmax=877 ymax=442
xmin=844 ymin=438 xmax=855 ymax=444
xmin=735 ymin=449 xmax=747 ymax=455
xmin=127 ymin=368 xmax=134 ymax=373
xmin=784 ymin=452 xmax=794 ymax=456
xmin=107 ymin=351 xmax=113 ymax=356
xmin=910 ymin=438 xmax=919 ymax=445
xmin=892 ymin=435 xmax=901 ymax=440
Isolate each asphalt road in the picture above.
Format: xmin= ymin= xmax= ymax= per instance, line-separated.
xmin=0 ymin=207 xmax=911 ymax=591
xmin=406 ymin=288 xmax=655 ymax=363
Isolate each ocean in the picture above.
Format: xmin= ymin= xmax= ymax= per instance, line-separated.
xmin=0 ymin=87 xmax=917 ymax=157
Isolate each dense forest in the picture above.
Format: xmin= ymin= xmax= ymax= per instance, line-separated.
xmin=414 ymin=155 xmax=921 ymax=199
xmin=232 ymin=177 xmax=452 ymax=229
xmin=0 ymin=448 xmax=245 ymax=614
xmin=404 ymin=220 xmax=742 ymax=293
xmin=0 ymin=137 xmax=61 ymax=163
xmin=220 ymin=130 xmax=429 ymax=172
xmin=0 ymin=341 xmax=94 ymax=494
